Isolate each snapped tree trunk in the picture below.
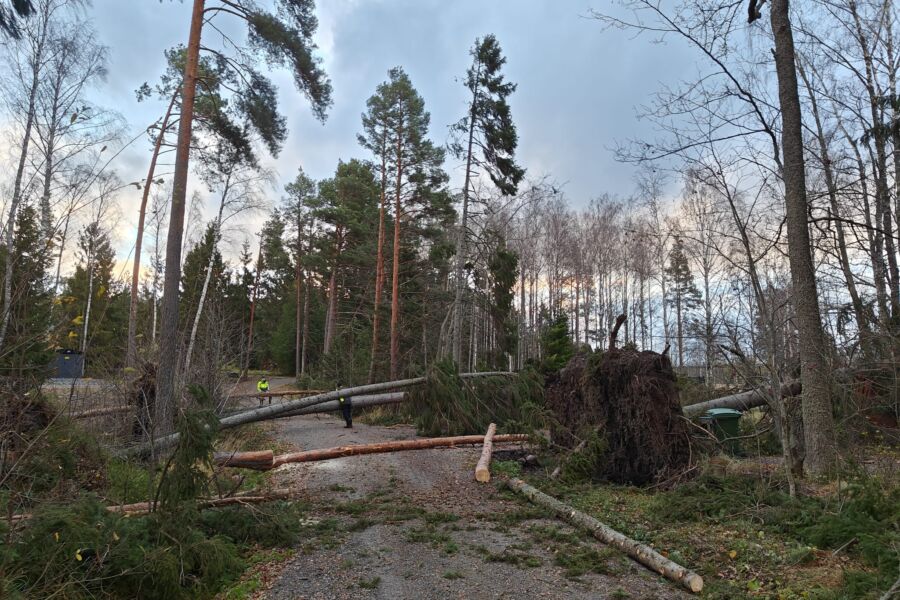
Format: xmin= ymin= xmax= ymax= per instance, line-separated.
xmin=155 ymin=0 xmax=206 ymax=437
xmin=770 ymin=0 xmax=836 ymax=476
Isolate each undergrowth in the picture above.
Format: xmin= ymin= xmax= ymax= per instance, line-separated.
xmin=0 ymin=386 xmax=301 ymax=599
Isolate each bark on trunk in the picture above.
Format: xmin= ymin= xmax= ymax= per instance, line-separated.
xmin=127 ymin=93 xmax=177 ymax=369
xmin=682 ymin=381 xmax=802 ymax=417
xmin=213 ymin=450 xmax=274 ymax=470
xmin=155 ymin=0 xmax=206 ymax=437
xmin=505 ymin=478 xmax=703 ymax=593
xmin=770 ymin=0 xmax=836 ymax=476
xmin=474 ymin=422 xmax=497 ymax=483
xmin=389 ymin=110 xmax=404 ymax=381
xmin=270 ymin=433 xmax=526 ymax=468
xmin=450 ymin=74 xmax=480 ymax=364
xmin=243 ymin=243 xmax=263 ymax=377
xmin=368 ymin=141 xmax=388 ymax=383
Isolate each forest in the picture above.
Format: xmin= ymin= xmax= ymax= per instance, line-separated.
xmin=0 ymin=0 xmax=898 ymax=599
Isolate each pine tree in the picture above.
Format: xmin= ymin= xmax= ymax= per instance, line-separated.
xmin=359 ymin=67 xmax=446 ymax=380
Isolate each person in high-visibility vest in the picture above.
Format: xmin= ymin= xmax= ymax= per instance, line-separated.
xmin=337 ymin=385 xmax=353 ymax=428
xmin=257 ymin=377 xmax=270 ymax=406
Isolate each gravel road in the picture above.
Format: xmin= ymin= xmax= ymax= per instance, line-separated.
xmin=259 ymin=414 xmax=688 ymax=600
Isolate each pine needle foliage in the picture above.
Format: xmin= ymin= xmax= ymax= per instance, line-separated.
xmin=408 ymin=360 xmax=546 ymax=436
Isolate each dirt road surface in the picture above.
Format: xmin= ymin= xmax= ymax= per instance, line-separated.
xmin=262 ymin=414 xmax=689 ymax=600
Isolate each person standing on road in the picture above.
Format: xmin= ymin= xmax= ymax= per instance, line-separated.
xmin=257 ymin=376 xmax=270 ymax=406
xmin=337 ymin=384 xmax=353 ymax=428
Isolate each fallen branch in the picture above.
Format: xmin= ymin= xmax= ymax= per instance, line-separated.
xmin=550 ymin=437 xmax=588 ymax=480
xmin=474 ymin=423 xmax=497 ymax=483
xmin=505 ymin=477 xmax=703 ymax=593
xmin=69 ymin=406 xmax=132 ymax=419
xmin=8 ymin=488 xmax=293 ymax=524
xmin=128 ymin=372 xmax=514 ymax=456
xmin=268 ymin=434 xmax=528 ymax=469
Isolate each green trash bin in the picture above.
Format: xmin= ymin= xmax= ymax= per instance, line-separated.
xmin=699 ymin=408 xmax=743 ymax=455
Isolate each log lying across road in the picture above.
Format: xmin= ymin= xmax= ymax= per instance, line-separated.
xmin=214 ymin=433 xmax=529 ymax=470
xmin=506 ymin=477 xmax=704 ymax=593
xmin=275 ymin=392 xmax=406 ymax=419
xmin=474 ymin=423 xmax=497 ymax=483
xmin=682 ymin=381 xmax=801 ymax=418
xmin=129 ymin=372 xmax=514 ymax=456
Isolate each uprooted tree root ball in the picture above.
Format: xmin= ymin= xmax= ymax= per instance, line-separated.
xmin=545 ymin=349 xmax=692 ymax=485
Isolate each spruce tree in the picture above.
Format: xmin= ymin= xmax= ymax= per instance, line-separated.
xmin=665 ymin=236 xmax=701 ymax=367
xmin=0 ymin=205 xmax=52 ymax=383
xmin=448 ymin=34 xmax=525 ymax=365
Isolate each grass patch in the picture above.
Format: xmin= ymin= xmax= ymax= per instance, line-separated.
xmin=443 ymin=570 xmax=465 ymax=580
xmin=493 ymin=460 xmax=522 ymax=478
xmin=358 ymin=576 xmax=381 ymax=589
xmin=554 ymin=545 xmax=615 ymax=578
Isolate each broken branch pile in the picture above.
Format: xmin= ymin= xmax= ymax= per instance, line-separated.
xmin=545 ymin=349 xmax=692 ymax=485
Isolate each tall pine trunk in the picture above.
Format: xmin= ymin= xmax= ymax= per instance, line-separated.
xmin=389 ymin=111 xmax=404 ymax=381
xmin=770 ymin=0 xmax=835 ymax=476
xmin=156 ymin=0 xmax=205 ymax=436
xmin=368 ymin=146 xmax=388 ymax=382
xmin=127 ymin=94 xmax=177 ymax=369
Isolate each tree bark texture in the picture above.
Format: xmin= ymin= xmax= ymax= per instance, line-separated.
xmin=474 ymin=422 xmax=497 ymax=482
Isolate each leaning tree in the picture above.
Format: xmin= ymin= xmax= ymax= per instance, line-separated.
xmin=154 ymin=0 xmax=332 ymax=438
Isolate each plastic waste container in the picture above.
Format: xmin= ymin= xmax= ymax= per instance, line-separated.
xmin=699 ymin=408 xmax=743 ymax=455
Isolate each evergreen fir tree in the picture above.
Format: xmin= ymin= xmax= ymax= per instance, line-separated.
xmin=665 ymin=236 xmax=701 ymax=367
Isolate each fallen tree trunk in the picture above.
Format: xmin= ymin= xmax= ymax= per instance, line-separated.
xmin=506 ymin=477 xmax=703 ymax=593
xmin=269 ymin=433 xmax=528 ymax=469
xmin=275 ymin=392 xmax=406 ymax=419
xmin=474 ymin=423 xmax=497 ymax=483
xmin=9 ymin=488 xmax=293 ymax=524
xmin=230 ymin=389 xmax=326 ymax=401
xmin=128 ymin=372 xmax=513 ymax=456
xmin=212 ymin=449 xmax=274 ymax=470
xmin=682 ymin=381 xmax=801 ymax=418
xmin=70 ymin=406 xmax=132 ymax=419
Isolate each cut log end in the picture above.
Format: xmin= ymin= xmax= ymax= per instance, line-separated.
xmin=474 ymin=423 xmax=497 ymax=483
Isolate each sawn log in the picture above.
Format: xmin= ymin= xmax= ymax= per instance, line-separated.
xmin=506 ymin=477 xmax=703 ymax=593
xmin=474 ymin=423 xmax=497 ymax=483
xmin=265 ymin=434 xmax=528 ymax=469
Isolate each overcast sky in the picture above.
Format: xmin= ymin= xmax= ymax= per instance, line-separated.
xmin=81 ymin=0 xmax=696 ymax=260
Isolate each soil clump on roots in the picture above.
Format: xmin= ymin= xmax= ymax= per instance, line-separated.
xmin=545 ymin=348 xmax=692 ymax=485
